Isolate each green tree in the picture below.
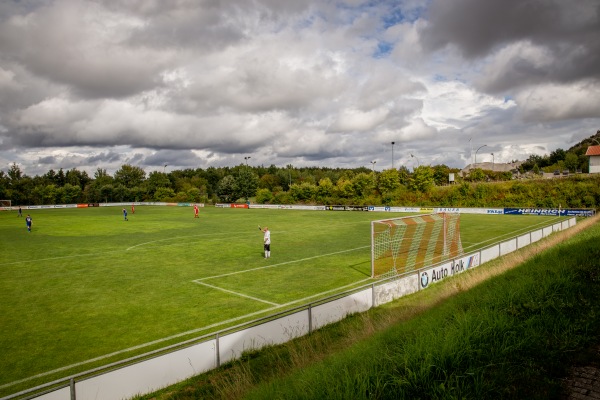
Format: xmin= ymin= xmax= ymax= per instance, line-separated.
xmin=145 ymin=171 xmax=171 ymax=198
xmin=564 ymin=152 xmax=579 ymax=172
xmin=42 ymin=184 xmax=58 ymax=204
xmin=351 ymin=172 xmax=375 ymax=198
xmin=469 ymin=168 xmax=486 ymax=182
xmin=217 ymin=175 xmax=238 ymax=202
xmin=255 ymin=188 xmax=274 ymax=204
xmin=259 ymin=174 xmax=281 ymax=191
xmin=335 ymin=178 xmax=354 ymax=199
xmin=114 ymin=164 xmax=146 ymax=189
xmin=112 ymin=183 xmax=129 ymax=202
xmin=153 ymin=187 xmax=176 ymax=201
xmin=549 ymin=148 xmax=566 ymax=165
xmin=432 ymin=164 xmax=451 ymax=186
xmin=377 ymin=169 xmax=401 ymax=193
xmin=410 ymin=165 xmax=435 ymax=192
xmin=290 ymin=182 xmax=316 ymax=202
xmin=186 ymin=187 xmax=202 ymax=202
xmin=236 ymin=168 xmax=259 ymax=201
xmin=100 ymin=184 xmax=114 ymax=202
xmin=316 ymin=177 xmax=334 ymax=202
xmin=59 ymin=183 xmax=83 ymax=203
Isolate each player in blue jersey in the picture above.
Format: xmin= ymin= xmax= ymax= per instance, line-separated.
xmin=122 ymin=208 xmax=128 ymax=221
xmin=25 ymin=214 xmax=32 ymax=232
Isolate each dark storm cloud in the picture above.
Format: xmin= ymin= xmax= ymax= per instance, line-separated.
xmin=420 ymin=0 xmax=600 ymax=92
xmin=142 ymin=149 xmax=203 ymax=169
xmin=37 ymin=155 xmax=57 ymax=164
xmin=0 ymin=1 xmax=172 ymax=99
xmin=85 ymin=151 xmax=123 ymax=164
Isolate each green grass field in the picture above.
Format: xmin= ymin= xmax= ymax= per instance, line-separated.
xmin=0 ymin=206 xmax=566 ymax=396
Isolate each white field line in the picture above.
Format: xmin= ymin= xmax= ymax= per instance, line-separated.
xmin=1 ymin=277 xmax=371 ymax=390
xmin=0 ymin=231 xmax=265 ymax=266
xmin=0 ymin=250 xmax=123 ymax=266
xmin=125 ymin=230 xmax=281 ymax=251
xmin=195 ymin=281 xmax=281 ymax=306
xmin=194 ymin=245 xmax=370 ymax=282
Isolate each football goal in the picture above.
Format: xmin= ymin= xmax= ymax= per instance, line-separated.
xmin=371 ymin=213 xmax=463 ymax=278
xmin=0 ymin=200 xmax=11 ymax=209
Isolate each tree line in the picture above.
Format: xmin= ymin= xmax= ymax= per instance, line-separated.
xmin=1 ymin=131 xmax=598 ymax=208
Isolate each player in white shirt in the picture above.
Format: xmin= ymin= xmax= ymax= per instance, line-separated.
xmin=262 ymin=227 xmax=271 ymax=258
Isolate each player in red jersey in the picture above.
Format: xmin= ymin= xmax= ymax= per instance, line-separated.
xmin=194 ymin=204 xmax=199 ymax=218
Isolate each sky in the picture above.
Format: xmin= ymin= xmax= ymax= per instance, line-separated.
xmin=0 ymin=0 xmax=599 ymax=177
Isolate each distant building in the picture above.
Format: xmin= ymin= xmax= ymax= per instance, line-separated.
xmin=460 ymin=161 xmax=523 ymax=177
xmin=585 ymin=145 xmax=600 ymax=174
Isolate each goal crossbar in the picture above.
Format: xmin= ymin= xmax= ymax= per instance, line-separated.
xmin=371 ymin=212 xmax=463 ymax=278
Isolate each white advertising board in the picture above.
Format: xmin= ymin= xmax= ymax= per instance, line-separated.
xmin=311 ymin=289 xmax=372 ymax=331
xmin=500 ymin=238 xmax=517 ymax=256
xmin=77 ymin=340 xmax=216 ymax=400
xmin=219 ymin=310 xmax=309 ymax=365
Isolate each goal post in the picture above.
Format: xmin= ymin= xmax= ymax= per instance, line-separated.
xmin=371 ymin=212 xmax=463 ymax=278
xmin=0 ymin=200 xmax=11 ymax=209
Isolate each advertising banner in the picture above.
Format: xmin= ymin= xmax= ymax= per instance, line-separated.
xmin=504 ymin=208 xmax=595 ymax=217
xmin=419 ymin=253 xmax=480 ymax=289
xmin=325 ymin=205 xmax=369 ymax=211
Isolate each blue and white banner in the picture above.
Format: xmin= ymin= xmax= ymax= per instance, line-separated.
xmin=504 ymin=208 xmax=595 ymax=217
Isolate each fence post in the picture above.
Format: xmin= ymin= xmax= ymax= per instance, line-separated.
xmin=308 ymin=304 xmax=312 ymax=334
xmin=215 ymin=333 xmax=220 ymax=368
xmin=371 ymin=283 xmax=376 ymax=308
xmin=70 ymin=378 xmax=76 ymax=400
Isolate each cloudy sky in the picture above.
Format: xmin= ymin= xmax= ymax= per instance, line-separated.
xmin=1 ymin=0 xmax=599 ymax=176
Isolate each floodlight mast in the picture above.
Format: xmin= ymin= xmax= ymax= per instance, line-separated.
xmin=474 ymin=145 xmax=487 ymax=165
xmin=410 ymin=153 xmax=420 ymax=167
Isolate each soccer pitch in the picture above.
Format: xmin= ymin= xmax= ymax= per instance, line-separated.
xmin=0 ymin=206 xmax=566 ymax=394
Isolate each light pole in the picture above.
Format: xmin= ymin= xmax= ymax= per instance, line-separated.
xmin=491 ymin=152 xmax=494 ymax=171
xmin=163 ymin=164 xmax=167 ymax=173
xmin=469 ymin=137 xmax=473 ymax=165
xmin=391 ymin=141 xmax=395 ymax=169
xmin=410 ymin=153 xmax=420 ymax=168
xmin=370 ymin=161 xmax=376 ymax=173
xmin=474 ymin=145 xmax=487 ymax=165
xmin=242 ymin=156 xmax=251 ymax=201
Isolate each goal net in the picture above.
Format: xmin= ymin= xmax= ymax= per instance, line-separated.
xmin=371 ymin=212 xmax=463 ymax=278
xmin=0 ymin=200 xmax=11 ymax=209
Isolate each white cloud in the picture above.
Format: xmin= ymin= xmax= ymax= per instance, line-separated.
xmin=418 ymin=79 xmax=516 ymax=130
xmin=515 ymin=80 xmax=600 ymax=121
xmin=0 ymin=0 xmax=599 ymax=176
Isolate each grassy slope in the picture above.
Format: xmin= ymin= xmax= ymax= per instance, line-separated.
xmin=138 ymin=215 xmax=600 ymax=400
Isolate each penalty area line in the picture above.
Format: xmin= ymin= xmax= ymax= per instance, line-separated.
xmin=195 ymin=245 xmax=370 ymax=282
xmin=194 ymin=281 xmax=281 ymax=306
